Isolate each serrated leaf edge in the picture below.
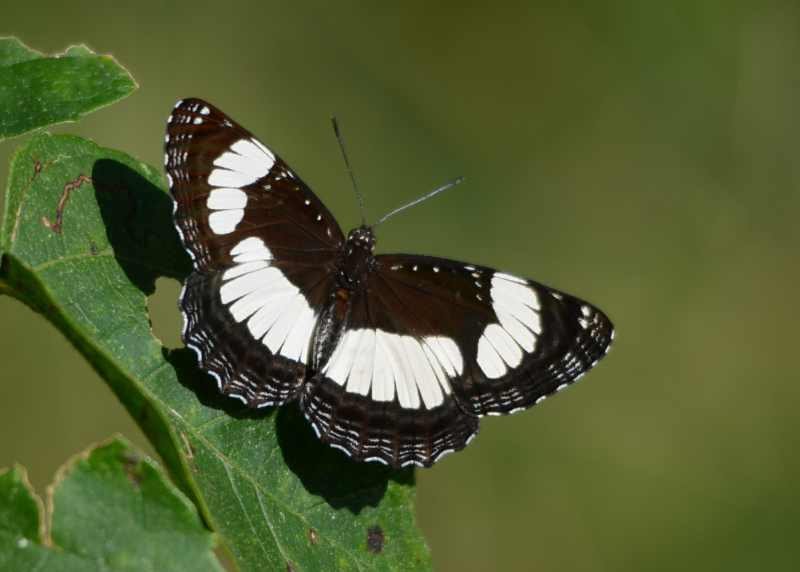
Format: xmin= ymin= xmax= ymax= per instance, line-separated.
xmin=0 ymin=464 xmax=47 ymax=546
xmin=0 ymin=38 xmax=139 ymax=143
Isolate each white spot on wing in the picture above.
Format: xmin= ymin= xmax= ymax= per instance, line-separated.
xmin=347 ymin=329 xmax=376 ymax=396
xmin=477 ymin=334 xmax=507 ymax=378
xmin=426 ymin=336 xmax=463 ymax=377
xmin=207 ymin=188 xmax=247 ymax=210
xmin=223 ymin=260 xmax=269 ymax=281
xmin=403 ymin=336 xmax=441 ymax=409
xmin=262 ymin=294 xmax=306 ymax=353
xmin=483 ymin=323 xmax=522 ymax=367
xmin=324 ymin=329 xmax=462 ymax=409
xmin=221 ymin=267 xmax=277 ymax=304
xmin=218 ymin=237 xmax=317 ymax=364
xmin=208 ymin=209 xmax=243 ymax=234
xmin=495 ymin=272 xmax=526 ymax=285
xmin=326 ymin=328 xmax=363 ymax=385
xmin=208 ymin=168 xmax=254 ymax=189
xmin=477 ymin=273 xmax=543 ymax=378
xmin=208 ymin=138 xmax=276 ymax=189
xmin=228 ymin=285 xmax=272 ymax=321
xmin=492 ymin=274 xmax=540 ymax=311
xmin=421 ymin=343 xmax=450 ymax=395
xmin=231 ymin=237 xmax=270 ymax=259
xmin=432 ymin=448 xmax=455 ymax=463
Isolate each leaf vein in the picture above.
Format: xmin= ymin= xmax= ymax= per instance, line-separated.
xmin=184 ymin=423 xmax=367 ymax=569
xmin=220 ymin=460 xmax=274 ymax=561
xmin=255 ymin=487 xmax=290 ymax=564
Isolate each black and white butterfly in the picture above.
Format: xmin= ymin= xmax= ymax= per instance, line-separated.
xmin=165 ymin=98 xmax=614 ymax=468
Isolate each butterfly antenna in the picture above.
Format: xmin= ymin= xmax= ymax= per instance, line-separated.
xmin=375 ymin=176 xmax=465 ymax=227
xmin=331 ymin=116 xmax=367 ymax=225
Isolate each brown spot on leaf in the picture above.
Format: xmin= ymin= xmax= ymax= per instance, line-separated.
xmin=367 ymin=525 xmax=384 ymax=554
xmin=308 ymin=528 xmax=319 ymax=545
xmin=42 ymin=174 xmax=92 ymax=233
xmin=285 ymin=561 xmax=296 ymax=572
xmin=120 ymin=451 xmax=143 ymax=487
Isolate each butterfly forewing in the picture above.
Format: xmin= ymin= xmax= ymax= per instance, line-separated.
xmin=166 ymin=98 xmax=344 ymax=406
xmin=166 ymin=99 xmax=344 ymax=268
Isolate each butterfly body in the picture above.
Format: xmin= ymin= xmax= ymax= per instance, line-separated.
xmin=166 ymin=98 xmax=614 ymax=468
xmin=339 ymin=226 xmax=377 ymax=291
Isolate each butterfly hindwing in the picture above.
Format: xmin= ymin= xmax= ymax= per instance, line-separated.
xmin=300 ymin=253 xmax=613 ymax=467
xmin=373 ymin=255 xmax=614 ymax=415
xmin=166 ymin=98 xmax=344 ymax=406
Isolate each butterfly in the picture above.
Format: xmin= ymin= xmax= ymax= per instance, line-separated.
xmin=165 ymin=98 xmax=614 ymax=468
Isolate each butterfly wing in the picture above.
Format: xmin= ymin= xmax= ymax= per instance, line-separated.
xmin=166 ymin=98 xmax=344 ymax=406
xmin=301 ymin=254 xmax=613 ymax=467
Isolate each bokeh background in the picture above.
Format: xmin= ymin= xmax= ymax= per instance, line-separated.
xmin=2 ymin=2 xmax=799 ymax=570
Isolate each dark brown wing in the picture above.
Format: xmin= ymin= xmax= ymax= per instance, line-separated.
xmin=166 ymin=98 xmax=344 ymax=406
xmin=301 ymin=254 xmax=613 ymax=467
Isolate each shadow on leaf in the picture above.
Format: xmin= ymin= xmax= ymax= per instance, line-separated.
xmin=165 ymin=346 xmax=268 ymax=420
xmin=92 ymin=159 xmax=191 ymax=294
xmin=167 ymin=346 xmax=408 ymax=514
xmin=276 ymin=406 xmax=415 ymax=513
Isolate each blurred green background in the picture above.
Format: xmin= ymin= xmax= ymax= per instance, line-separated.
xmin=2 ymin=1 xmax=799 ymax=570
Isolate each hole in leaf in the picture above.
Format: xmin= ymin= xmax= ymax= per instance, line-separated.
xmin=367 ymin=525 xmax=385 ymax=554
xmin=147 ymin=277 xmax=183 ymax=349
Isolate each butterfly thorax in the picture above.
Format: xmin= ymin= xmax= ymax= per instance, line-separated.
xmin=337 ymin=225 xmax=376 ymax=291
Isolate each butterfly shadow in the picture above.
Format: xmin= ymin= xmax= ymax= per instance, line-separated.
xmin=274 ymin=406 xmax=415 ymax=513
xmin=167 ymin=345 xmax=414 ymax=514
xmin=165 ymin=346 xmax=271 ymax=420
xmin=171 ymin=346 xmax=413 ymax=511
xmin=93 ymin=158 xmax=411 ymax=514
xmin=92 ymin=158 xmax=190 ymax=293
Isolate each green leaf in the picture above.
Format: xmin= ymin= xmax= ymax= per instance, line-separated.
xmin=0 ymin=438 xmax=223 ymax=572
xmin=0 ymin=132 xmax=432 ymax=571
xmin=0 ymin=38 xmax=136 ymax=141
